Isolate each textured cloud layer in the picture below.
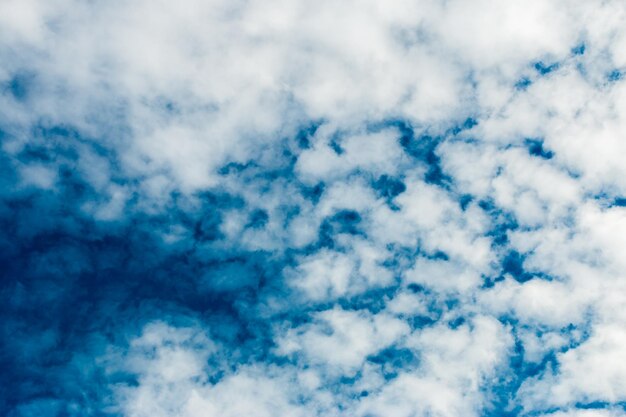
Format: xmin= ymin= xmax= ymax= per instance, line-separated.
xmin=2 ymin=1 xmax=626 ymax=417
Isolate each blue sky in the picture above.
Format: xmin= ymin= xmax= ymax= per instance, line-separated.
xmin=2 ymin=1 xmax=626 ymax=416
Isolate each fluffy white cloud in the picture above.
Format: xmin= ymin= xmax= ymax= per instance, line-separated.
xmin=276 ymin=307 xmax=410 ymax=375
xmin=357 ymin=316 xmax=513 ymax=417
xmin=4 ymin=0 xmax=626 ymax=416
xmin=519 ymin=324 xmax=626 ymax=410
xmin=296 ymin=127 xmax=406 ymax=182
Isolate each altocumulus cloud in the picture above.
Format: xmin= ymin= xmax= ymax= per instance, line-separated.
xmin=2 ymin=1 xmax=626 ymax=416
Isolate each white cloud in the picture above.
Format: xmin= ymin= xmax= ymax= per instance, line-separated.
xmin=296 ymin=128 xmax=405 ymax=184
xmin=18 ymin=163 xmax=57 ymax=189
xmin=519 ymin=324 xmax=626 ymax=410
xmin=357 ymin=316 xmax=513 ymax=417
xmin=276 ymin=307 xmax=409 ymax=375
xmin=5 ymin=0 xmax=626 ymax=416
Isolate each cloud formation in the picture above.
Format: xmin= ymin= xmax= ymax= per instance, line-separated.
xmin=2 ymin=1 xmax=626 ymax=416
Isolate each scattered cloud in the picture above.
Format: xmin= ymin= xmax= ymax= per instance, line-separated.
xmin=2 ymin=1 xmax=626 ymax=416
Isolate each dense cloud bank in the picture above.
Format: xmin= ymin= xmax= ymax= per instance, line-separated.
xmin=2 ymin=1 xmax=626 ymax=416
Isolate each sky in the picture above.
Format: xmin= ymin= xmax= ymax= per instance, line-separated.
xmin=1 ymin=1 xmax=626 ymax=416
